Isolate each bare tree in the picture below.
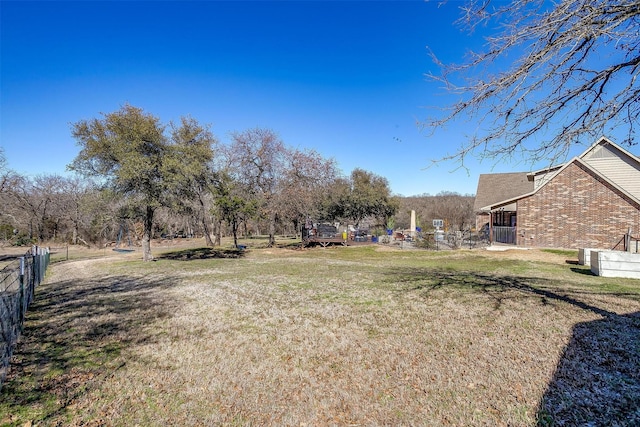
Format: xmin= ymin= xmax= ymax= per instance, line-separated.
xmin=396 ymin=192 xmax=475 ymax=232
xmin=277 ymin=148 xmax=338 ymax=234
xmin=0 ymin=152 xmax=23 ymax=243
xmin=431 ymin=191 xmax=475 ymax=231
xmin=8 ymin=174 xmax=66 ymax=242
xmin=228 ymin=128 xmax=287 ymax=247
xmin=227 ymin=129 xmax=339 ymax=245
xmin=57 ymin=176 xmax=98 ymax=246
xmin=0 ymin=149 xmax=9 ymax=193
xmin=425 ymin=0 xmax=639 ymax=167
xmin=77 ymin=187 xmax=123 ymax=247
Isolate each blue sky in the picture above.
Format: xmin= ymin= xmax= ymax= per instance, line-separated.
xmin=0 ymin=0 xmax=621 ymax=196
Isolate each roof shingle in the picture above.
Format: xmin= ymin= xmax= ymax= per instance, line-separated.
xmin=473 ymin=172 xmax=533 ymax=212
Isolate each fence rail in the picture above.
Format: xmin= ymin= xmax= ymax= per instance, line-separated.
xmin=625 ymin=233 xmax=639 ymax=253
xmin=493 ymin=226 xmax=517 ymax=244
xmin=0 ymin=246 xmax=50 ymax=390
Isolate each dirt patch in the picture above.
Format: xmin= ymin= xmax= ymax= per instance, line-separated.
xmin=482 ymin=247 xmax=575 ymax=263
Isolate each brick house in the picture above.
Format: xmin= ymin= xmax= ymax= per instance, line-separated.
xmin=474 ymin=137 xmax=640 ymax=249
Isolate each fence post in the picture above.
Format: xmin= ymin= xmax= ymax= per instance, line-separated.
xmin=18 ymin=257 xmax=25 ymax=331
xmin=43 ymin=247 xmax=50 ymax=286
xmin=0 ymin=248 xmax=51 ymax=391
xmin=34 ymin=245 xmax=40 ymax=287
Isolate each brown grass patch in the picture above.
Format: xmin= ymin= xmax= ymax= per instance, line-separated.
xmin=1 ymin=246 xmax=638 ymax=426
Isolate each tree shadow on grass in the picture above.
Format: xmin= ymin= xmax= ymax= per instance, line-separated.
xmin=0 ymin=271 xmax=181 ymax=425
xmin=538 ymin=311 xmax=640 ymax=426
xmin=384 ymin=267 xmax=640 ymax=312
xmin=383 ymin=267 xmax=640 ymax=426
xmin=157 ymin=246 xmax=245 ymax=261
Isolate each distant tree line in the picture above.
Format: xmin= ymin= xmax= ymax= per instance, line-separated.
xmin=0 ymin=105 xmax=476 ymax=259
xmin=0 ymin=106 xmax=394 ymax=259
xmin=394 ymin=191 xmax=476 ymax=233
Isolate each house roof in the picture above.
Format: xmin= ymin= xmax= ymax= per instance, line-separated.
xmin=473 ymin=172 xmax=533 ymax=212
xmin=477 ymin=137 xmax=640 ymax=211
xmin=526 ymin=164 xmax=563 ymax=179
xmin=581 ymin=136 xmax=640 ymax=163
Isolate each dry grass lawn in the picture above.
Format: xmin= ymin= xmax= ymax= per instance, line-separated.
xmin=1 ymin=243 xmax=639 ymax=426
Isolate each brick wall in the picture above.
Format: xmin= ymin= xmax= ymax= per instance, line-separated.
xmin=476 ymin=212 xmax=489 ymax=231
xmin=516 ymin=161 xmax=640 ymax=249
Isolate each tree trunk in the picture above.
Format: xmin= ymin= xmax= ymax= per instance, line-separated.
xmin=215 ymin=219 xmax=222 ymax=246
xmin=72 ymin=222 xmax=78 ymax=245
xmin=202 ymin=217 xmax=214 ymax=246
xmin=232 ymin=218 xmax=238 ymax=248
xmin=142 ymin=205 xmax=154 ymax=261
xmin=73 ymin=206 xmax=80 ymax=245
xmin=268 ymin=211 xmax=276 ymax=247
xmin=198 ymin=197 xmax=214 ymax=247
xmin=292 ymin=218 xmax=300 ymax=238
xmin=38 ymin=223 xmax=44 ymax=243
